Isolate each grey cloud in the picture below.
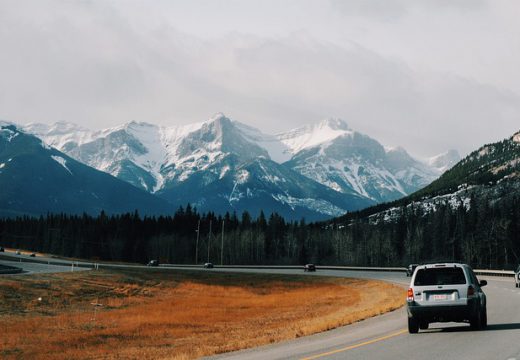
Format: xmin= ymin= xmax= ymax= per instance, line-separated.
xmin=329 ymin=0 xmax=486 ymax=21
xmin=0 ymin=0 xmax=518 ymax=159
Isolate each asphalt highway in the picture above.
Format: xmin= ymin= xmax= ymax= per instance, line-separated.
xmin=2 ymin=250 xmax=519 ymax=360
xmin=0 ymin=252 xmax=88 ymax=274
xmin=207 ymin=270 xmax=520 ymax=360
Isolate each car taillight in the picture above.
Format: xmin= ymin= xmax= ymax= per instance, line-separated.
xmin=407 ymin=288 xmax=414 ymax=302
xmin=467 ymin=285 xmax=475 ymax=297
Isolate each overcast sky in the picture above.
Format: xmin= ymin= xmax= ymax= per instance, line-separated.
xmin=1 ymin=0 xmax=519 ymax=157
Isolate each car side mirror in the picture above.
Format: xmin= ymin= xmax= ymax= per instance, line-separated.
xmin=479 ymin=280 xmax=487 ymax=287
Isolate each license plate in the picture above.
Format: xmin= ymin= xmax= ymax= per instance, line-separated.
xmin=432 ymin=294 xmax=448 ymax=300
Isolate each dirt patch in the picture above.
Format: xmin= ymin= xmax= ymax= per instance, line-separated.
xmin=0 ymin=269 xmax=405 ymax=359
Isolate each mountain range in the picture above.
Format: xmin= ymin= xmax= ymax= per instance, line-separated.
xmin=1 ymin=114 xmax=459 ymax=220
xmin=341 ymin=129 xmax=520 ymax=224
xmin=327 ymin=129 xmax=520 ymax=270
xmin=0 ymin=123 xmax=173 ymax=217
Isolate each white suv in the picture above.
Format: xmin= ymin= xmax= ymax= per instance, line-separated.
xmin=515 ymin=265 xmax=520 ymax=288
xmin=406 ymin=263 xmax=487 ymax=333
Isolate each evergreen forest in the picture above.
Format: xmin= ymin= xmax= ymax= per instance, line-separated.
xmin=1 ymin=193 xmax=519 ymax=270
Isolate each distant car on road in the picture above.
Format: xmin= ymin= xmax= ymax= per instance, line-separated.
xmin=407 ymin=263 xmax=487 ymax=333
xmin=147 ymin=260 xmax=159 ymax=267
xmin=406 ymin=264 xmax=419 ymax=277
xmin=0 ymin=246 xmax=4 ymax=252
xmin=515 ymin=265 xmax=520 ymax=288
xmin=204 ymin=262 xmax=214 ymax=268
xmin=304 ymin=264 xmax=316 ymax=272
xmin=29 ymin=253 xmax=36 ymax=257
xmin=15 ymin=250 xmax=21 ymax=255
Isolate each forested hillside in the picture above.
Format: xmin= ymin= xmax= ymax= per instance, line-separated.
xmin=1 ymin=182 xmax=519 ymax=270
xmin=1 ymin=132 xmax=519 ymax=269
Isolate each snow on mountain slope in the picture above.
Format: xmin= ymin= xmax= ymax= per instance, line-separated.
xmin=26 ymin=113 xmax=274 ymax=193
xmin=277 ymin=118 xmax=352 ymax=155
xmin=285 ymin=132 xmax=405 ymax=202
xmin=22 ymin=114 xmax=456 ymax=218
xmin=234 ymin=122 xmax=291 ymax=163
xmin=0 ymin=123 xmax=173 ymax=217
xmin=426 ymin=149 xmax=461 ymax=173
xmin=25 ymin=119 xmax=208 ymax=192
xmin=24 ymin=122 xmax=95 ymax=152
xmin=353 ymin=130 xmax=520 ymax=225
xmin=157 ymin=155 xmax=373 ymax=220
xmin=385 ymin=146 xmax=440 ymax=191
xmin=513 ymin=131 xmax=520 ymax=144
xmin=282 ymin=121 xmax=441 ymax=202
xmin=160 ymin=114 xmax=270 ymax=186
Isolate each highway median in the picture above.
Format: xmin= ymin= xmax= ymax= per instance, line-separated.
xmin=0 ymin=268 xmax=404 ymax=359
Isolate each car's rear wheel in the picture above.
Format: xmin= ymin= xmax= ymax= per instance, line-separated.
xmin=470 ymin=308 xmax=482 ymax=330
xmin=481 ymin=307 xmax=487 ymax=329
xmin=408 ymin=317 xmax=419 ymax=334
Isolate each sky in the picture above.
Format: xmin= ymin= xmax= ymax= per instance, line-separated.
xmin=0 ymin=0 xmax=519 ymax=157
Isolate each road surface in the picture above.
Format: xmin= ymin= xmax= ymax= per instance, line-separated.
xmin=205 ymin=270 xmax=520 ymax=360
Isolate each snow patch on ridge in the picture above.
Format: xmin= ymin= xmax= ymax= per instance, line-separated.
xmin=0 ymin=127 xmax=19 ymax=142
xmin=229 ymin=170 xmax=251 ymax=204
xmin=272 ymin=194 xmax=346 ymax=217
xmin=51 ymin=155 xmax=73 ymax=175
xmin=235 ymin=122 xmax=292 ymax=163
xmin=369 ymin=187 xmax=473 ymax=224
xmin=277 ymin=118 xmax=353 ymax=155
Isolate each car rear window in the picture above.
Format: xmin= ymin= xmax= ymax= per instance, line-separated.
xmin=414 ymin=267 xmax=466 ymax=286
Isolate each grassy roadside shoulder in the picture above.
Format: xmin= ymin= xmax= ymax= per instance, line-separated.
xmin=0 ymin=269 xmax=405 ymax=359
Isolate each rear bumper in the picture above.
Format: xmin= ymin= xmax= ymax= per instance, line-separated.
xmin=407 ymin=300 xmax=478 ymax=322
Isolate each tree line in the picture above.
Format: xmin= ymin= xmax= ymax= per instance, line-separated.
xmin=1 ymin=194 xmax=519 ymax=269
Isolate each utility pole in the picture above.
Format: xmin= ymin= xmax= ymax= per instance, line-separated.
xmin=221 ymin=220 xmax=225 ymax=265
xmin=195 ymin=219 xmax=200 ymax=264
xmin=207 ymin=220 xmax=212 ymax=263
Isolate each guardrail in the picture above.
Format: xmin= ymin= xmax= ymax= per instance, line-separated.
xmin=165 ymin=264 xmax=517 ymax=277
xmin=162 ymin=264 xmax=407 ymax=272
xmin=474 ymin=269 xmax=515 ymax=278
xmin=1 ymin=253 xmax=517 ymax=278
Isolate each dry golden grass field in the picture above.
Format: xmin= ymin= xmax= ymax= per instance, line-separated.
xmin=0 ymin=269 xmax=404 ymax=359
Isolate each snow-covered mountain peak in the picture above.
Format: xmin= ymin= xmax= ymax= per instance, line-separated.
xmin=277 ymin=118 xmax=353 ymax=155
xmin=175 ymin=114 xmax=269 ymax=162
xmin=24 ymin=121 xmax=90 ymax=135
xmin=385 ymin=146 xmax=415 ymax=165
xmin=123 ymin=120 xmax=158 ymax=131
xmin=427 ymin=149 xmax=461 ymax=173
xmin=24 ymin=121 xmax=95 ymax=151
xmin=208 ymin=112 xmax=228 ymax=123
xmin=317 ymin=118 xmax=349 ymax=131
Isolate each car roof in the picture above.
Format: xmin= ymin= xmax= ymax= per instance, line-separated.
xmin=415 ymin=263 xmax=469 ymax=270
